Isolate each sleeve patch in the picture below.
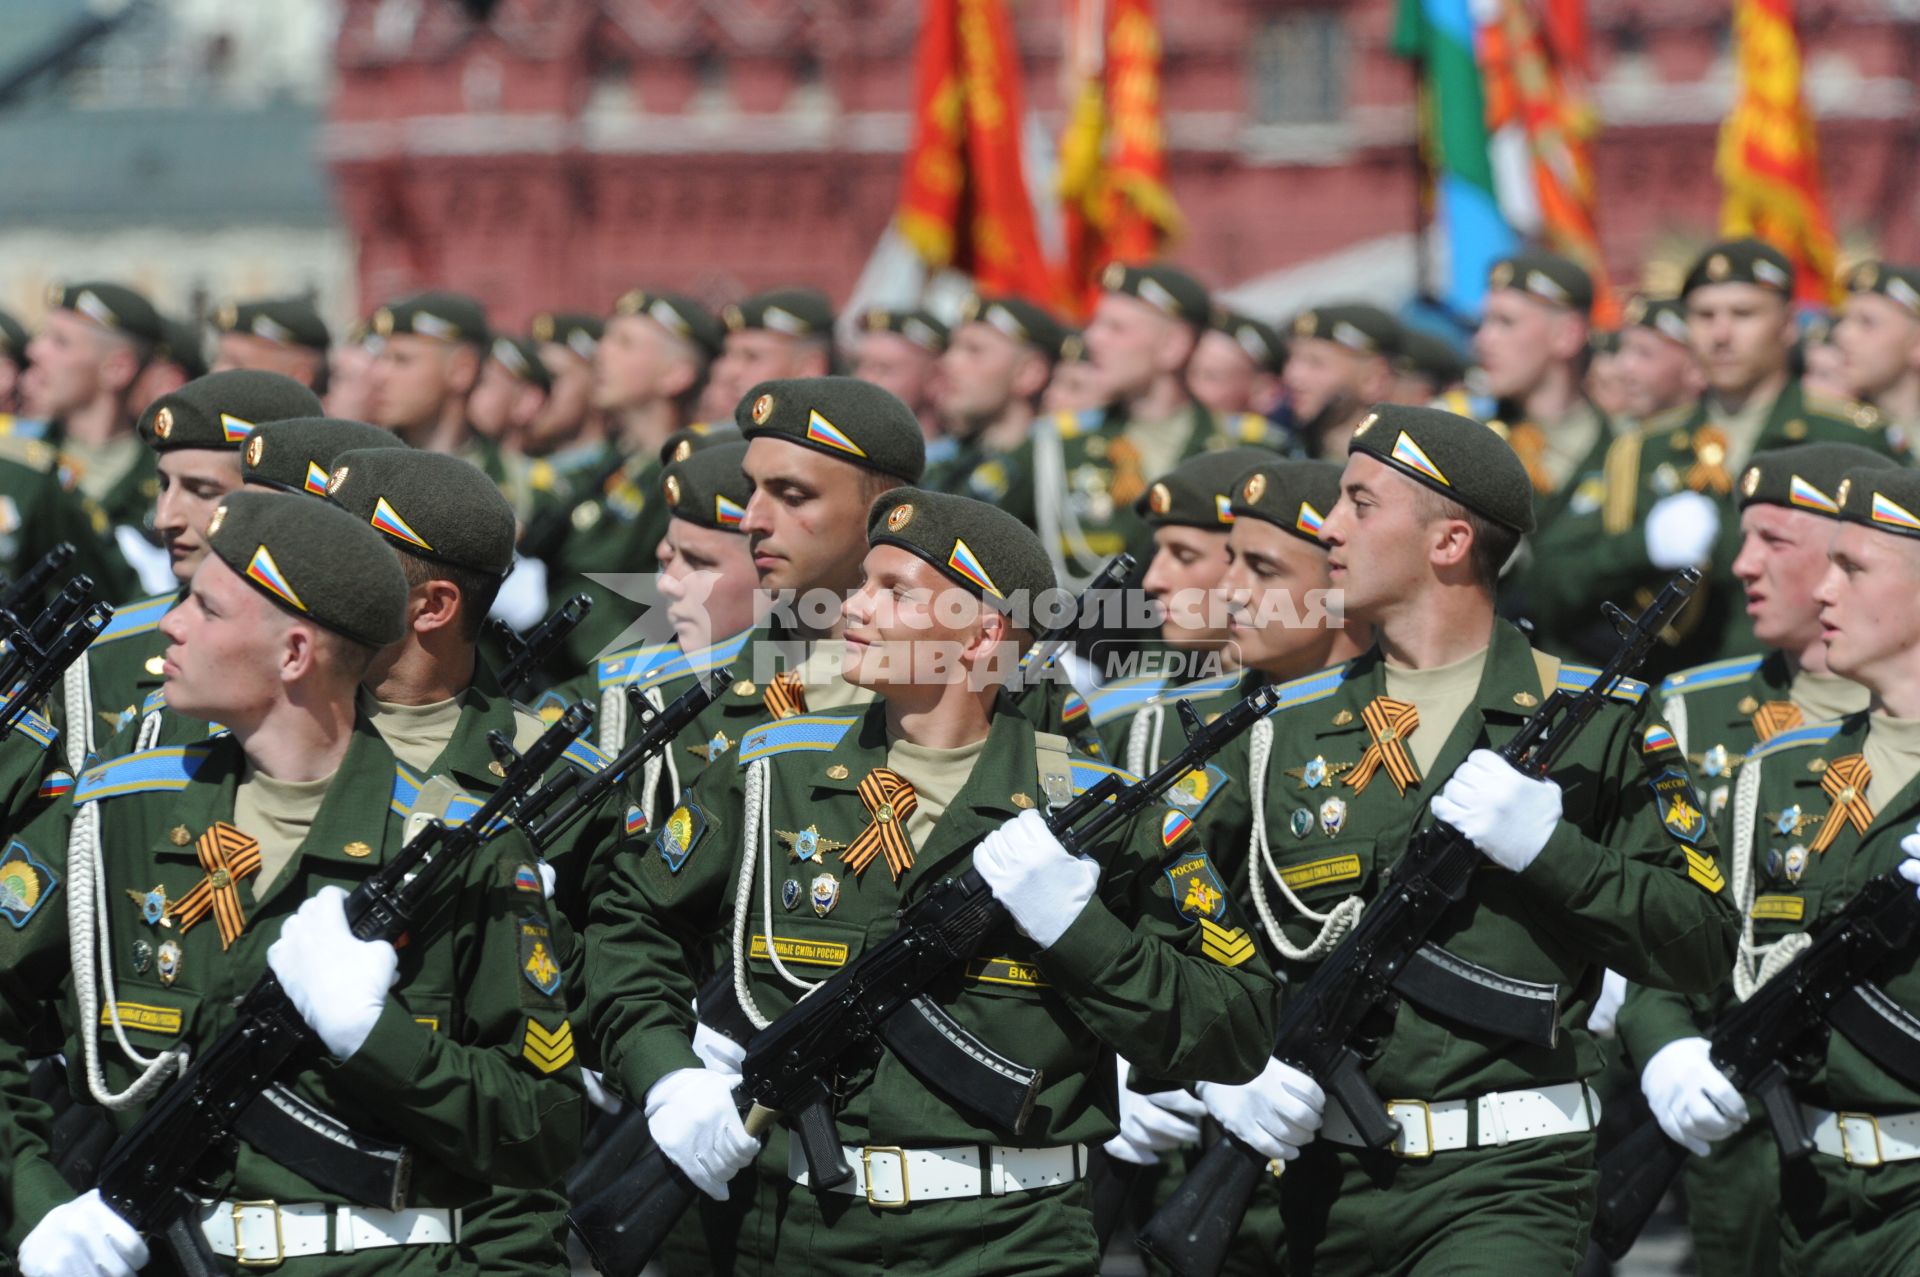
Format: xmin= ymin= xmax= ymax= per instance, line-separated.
xmin=1165 ymin=852 xmax=1227 ymax=922
xmin=521 ymin=1018 xmax=575 ymax=1074
xmin=1684 ymin=848 xmax=1726 ymax=894
xmin=1165 ymin=763 xmax=1232 ymax=819
xmin=1648 ymin=766 xmax=1707 ymax=845
xmin=0 ymin=839 xmax=58 ymax=928
xmin=657 ymin=801 xmax=706 ymax=874
xmin=1198 ymin=917 xmax=1256 ymax=967
xmin=1641 ymin=724 xmax=1679 ymax=755
xmin=1751 ymin=894 xmax=1804 ymax=921
xmin=519 ymin=915 xmax=563 ymax=999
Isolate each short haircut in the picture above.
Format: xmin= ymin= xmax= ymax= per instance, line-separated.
xmin=859 ymin=468 xmax=908 ymax=508
xmin=319 ymin=628 xmax=379 ymax=681
xmin=1413 ymin=485 xmax=1520 ymax=590
xmin=397 ymin=550 xmax=502 ymax=643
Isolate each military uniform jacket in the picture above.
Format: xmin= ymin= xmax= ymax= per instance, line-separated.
xmin=584 ymin=703 xmax=1278 ymax=1149
xmin=1499 ymin=403 xmax=1622 ymax=662
xmin=47 ymin=589 xmax=177 ymax=766
xmin=529 ymin=447 xmax=669 ymax=679
xmin=1095 ymin=667 xmax=1253 ymax=776
xmin=1620 ymin=714 xmax=1920 ymax=1115
xmin=1655 ymin=651 xmax=1809 ymax=828
xmin=0 ymin=718 xmax=585 ymax=1241
xmin=1192 ymin=621 xmax=1738 ymax=1101
xmin=0 ymin=432 xmax=137 ymax=607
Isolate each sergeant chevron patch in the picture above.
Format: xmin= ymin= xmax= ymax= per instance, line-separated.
xmin=1684 ymin=847 xmax=1725 ymax=894
xmin=521 ymin=1018 xmax=575 ymax=1074
xmin=1199 ymin=917 xmax=1255 ymax=967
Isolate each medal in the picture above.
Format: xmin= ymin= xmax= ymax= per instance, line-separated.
xmin=130 ymin=938 xmax=153 ymax=975
xmin=157 ymin=940 xmax=182 ymax=986
xmin=1290 ymin=809 xmax=1313 ymax=839
xmin=1701 ymin=744 xmax=1729 ymax=778
xmin=1319 ymin=796 xmax=1346 ymax=837
xmin=777 ymin=825 xmax=846 ymax=864
xmin=1764 ymin=847 xmax=1783 ymax=881
xmin=1775 ymin=805 xmax=1804 ymax=837
xmin=810 ymin=873 xmax=840 ymax=917
xmin=127 ymin=884 xmax=173 ymax=928
xmin=1303 ymin=757 xmax=1327 ymax=788
xmin=782 ymin=879 xmax=801 ymax=911
xmin=1784 ymin=845 xmax=1809 ymax=884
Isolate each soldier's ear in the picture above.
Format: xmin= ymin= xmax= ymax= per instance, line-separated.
xmin=447 ymin=343 xmax=483 ymax=397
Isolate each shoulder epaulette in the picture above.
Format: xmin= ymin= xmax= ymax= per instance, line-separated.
xmin=73 ymin=743 xmax=217 ymax=803
xmin=738 ymin=714 xmax=861 ymax=766
xmin=0 ymin=416 xmax=51 ymax=443
xmin=95 ymin=592 xmax=175 ymax=645
xmin=1642 ymin=403 xmax=1694 ymax=435
xmin=597 ymin=628 xmax=752 ymax=693
xmin=1085 ymin=676 xmax=1169 ymax=726
xmin=1556 ymin=664 xmax=1647 ymax=703
xmin=563 ymin=737 xmax=611 ymax=773
xmin=1802 ymin=391 xmax=1867 ymax=425
xmin=1173 ymin=670 xmax=1244 ymax=700
xmin=1658 ymin=654 xmax=1765 ymax=698
xmin=1050 ymin=408 xmax=1103 ymax=441
xmin=1262 ymin=664 xmax=1349 ymax=717
xmin=389 ymin=764 xmax=487 ymax=827
xmin=1071 ymin=757 xmax=1139 ymax=796
xmin=1233 ymin=412 xmax=1273 ymax=444
xmin=0 ymin=433 xmax=56 ymax=473
xmin=0 ymin=697 xmax=57 ymax=751
xmin=1746 ymin=721 xmax=1844 ymax=762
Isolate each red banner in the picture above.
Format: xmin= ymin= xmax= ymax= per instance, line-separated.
xmin=896 ymin=0 xmax=1053 ymax=300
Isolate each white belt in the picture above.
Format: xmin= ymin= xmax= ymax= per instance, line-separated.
xmin=1804 ymin=1106 xmax=1920 ymax=1167
xmin=197 ymin=1198 xmax=461 ymax=1264
xmin=1319 ymin=1082 xmax=1600 ymax=1158
xmin=788 ymin=1140 xmax=1087 ymax=1208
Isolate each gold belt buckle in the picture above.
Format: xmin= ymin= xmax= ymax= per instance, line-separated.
xmin=230 ymin=1199 xmax=284 ymax=1267
xmin=1838 ymin=1112 xmax=1884 ymax=1167
xmin=1386 ymin=1099 xmax=1434 ymax=1159
xmin=860 ymin=1145 xmax=910 ymax=1209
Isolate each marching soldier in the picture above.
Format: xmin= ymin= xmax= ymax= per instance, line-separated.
xmin=1086 ymin=447 xmax=1280 ymax=745
xmin=850 ymin=307 xmax=947 ymax=440
xmin=468 ymin=334 xmax=554 ymax=456
xmin=1041 ymin=331 xmax=1104 ymax=415
xmin=1188 ymin=309 xmax=1286 ymax=421
xmin=584 ymin=488 xmax=1277 ymax=1273
xmin=1281 ymin=303 xmax=1402 ymax=460
xmin=699 ymin=288 xmax=835 ymax=423
xmin=0 ymin=307 xmax=27 ymax=413
xmin=1832 ymin=260 xmax=1920 ymax=445
xmin=0 ymin=432 xmax=137 ymax=610
xmin=922 ymin=294 xmax=1068 ymax=497
xmin=21 ymin=283 xmax=168 ymax=552
xmin=1614 ymin=295 xmax=1705 ymax=427
xmin=1615 ymin=442 xmax=1894 ymax=1277
xmin=54 ymin=371 xmax=323 ymax=769
xmin=526 ymin=310 xmax=604 ymax=473
xmin=209 ymin=296 xmax=332 ymax=392
xmin=1390 ymin=328 xmax=1470 ymax=409
xmin=528 ymin=288 xmax=723 ymax=678
xmin=1624 ymin=464 xmax=1920 ymax=1275
xmin=1187 ymin=404 xmax=1736 ymax=1272
xmin=1 ymin=491 xmax=583 ymax=1274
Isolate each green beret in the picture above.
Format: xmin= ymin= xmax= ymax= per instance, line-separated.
xmin=158 ymin=316 xmax=209 ymax=378
xmin=138 ymin=370 xmax=324 ymax=453
xmin=1212 ymin=310 xmax=1287 ymax=373
xmin=206 ymin=489 xmax=408 ymax=648
xmin=1740 ymin=444 xmax=1899 ymax=519
xmin=0 ymin=308 xmax=25 ymax=362
xmin=1349 ymin=403 xmax=1535 ymax=534
xmin=1396 ymin=329 xmax=1468 ymax=386
xmin=1100 ymin=261 xmax=1209 ymax=328
xmin=867 ymin=489 xmax=1056 ymax=608
xmin=736 ymin=376 xmax=925 ymax=482
xmin=216 ymin=297 xmax=330 ymax=351
xmin=1231 ymin=459 xmax=1346 ymax=546
xmin=664 ymin=441 xmax=752 ymax=532
xmin=1290 ymin=304 xmax=1402 ymax=357
xmin=325 ymin=447 xmax=515 ymax=578
xmin=1843 ymin=261 xmax=1920 ymax=316
xmin=1488 ymin=249 xmax=1594 ymax=315
xmin=46 ymin=281 xmax=163 ymax=346
xmin=372 ymin=292 xmax=489 ymax=347
xmin=243 ymin=417 xmax=405 ymax=496
xmin=659 ymin=423 xmax=743 ymax=467
xmin=861 ymin=308 xmax=948 ymax=353
xmin=613 ymin=289 xmax=722 ymax=356
xmin=531 ymin=310 xmax=605 ymax=359
xmin=1623 ymin=295 xmax=1690 ymax=346
xmin=490 ymin=335 xmax=553 ymax=390
xmin=1683 ymin=239 xmax=1794 ymax=298
xmin=723 ymin=288 xmax=834 ymax=339
xmin=1838 ymin=466 xmax=1920 ymax=541
xmin=958 ymin=295 xmax=1070 ymax=360
xmin=1137 ymin=446 xmax=1283 ymax=528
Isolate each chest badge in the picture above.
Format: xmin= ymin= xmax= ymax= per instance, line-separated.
xmin=782 ymin=878 xmax=801 ymax=911
xmin=1290 ymin=808 xmax=1314 ymax=839
xmin=157 ymin=940 xmax=183 ymax=986
xmin=778 ymin=825 xmax=847 ymax=864
xmin=1784 ymin=844 xmax=1810 ymax=884
xmin=810 ymin=872 xmax=840 ymax=917
xmin=688 ymin=731 xmax=732 ymax=762
xmin=127 ymin=883 xmax=174 ymax=928
xmin=1319 ymin=796 xmax=1347 ymax=837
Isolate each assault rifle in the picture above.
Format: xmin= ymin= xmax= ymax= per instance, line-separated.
xmin=488 ymin=593 xmax=593 ymax=700
xmin=1 ymin=575 xmax=112 ymax=739
xmin=1137 ymin=569 xmax=1701 ymax=1277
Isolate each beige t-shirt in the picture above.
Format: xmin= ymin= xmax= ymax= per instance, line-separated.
xmin=1542 ymin=400 xmax=1605 ymax=492
xmin=1122 ymin=410 xmax=1196 ymax=485
xmin=234 ymin=767 xmax=335 ymax=901
xmin=1384 ymin=646 xmax=1491 ymax=777
xmin=364 ymin=693 xmax=465 ymax=774
xmin=62 ymin=433 xmax=145 ymax=506
xmin=1789 ymin=669 xmax=1869 ymax=724
xmin=1863 ymin=712 xmax=1920 ymax=816
xmin=798 ymin=638 xmax=878 ymax=714
xmin=885 ymin=734 xmax=988 ymax=851
xmin=1705 ymin=388 xmax=1777 ymax=475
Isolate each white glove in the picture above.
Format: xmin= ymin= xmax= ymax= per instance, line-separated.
xmin=580 ymin=1068 xmax=624 ymax=1114
xmin=1104 ymin=1055 xmax=1206 ymax=1166
xmin=645 ymin=1066 xmax=759 ymax=1201
xmin=972 ymin=808 xmax=1100 ymax=948
xmin=1196 ymin=1058 xmax=1325 ymax=1163
xmin=692 ymin=1020 xmax=747 ymax=1081
xmin=1641 ymin=1036 xmax=1747 ymax=1156
xmin=18 ymin=1189 xmax=149 ymax=1277
xmin=1645 ymin=491 xmax=1721 ymax=570
xmin=267 ymin=886 xmax=398 ymax=1061
xmin=1587 ymin=969 xmax=1629 ymax=1036
xmin=537 ymin=859 xmax=557 ymax=900
xmin=1430 ymin=749 xmax=1563 ymax=873
xmin=1898 ymin=832 xmax=1920 ymax=901
xmin=488 ymin=555 xmax=550 ymax=630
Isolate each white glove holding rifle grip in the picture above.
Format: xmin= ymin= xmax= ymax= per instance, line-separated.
xmin=973 ymin=809 xmax=1100 ymax=948
xmin=268 ymin=886 xmax=397 ymax=1061
xmin=645 ymin=1067 xmax=759 ymax=1201
xmin=1641 ymin=1037 xmax=1747 ymax=1156
xmin=1431 ymin=749 xmax=1562 ymax=873
xmin=1196 ymin=1058 xmax=1326 ymax=1163
xmin=1104 ymin=1055 xmax=1206 ymax=1166
xmin=17 ymin=1189 xmax=149 ymax=1277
